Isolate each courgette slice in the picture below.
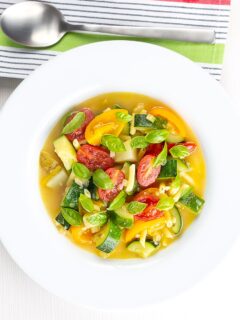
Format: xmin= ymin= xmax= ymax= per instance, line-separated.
xmin=170 ymin=206 xmax=182 ymax=234
xmin=61 ymin=181 xmax=84 ymax=210
xmin=111 ymin=206 xmax=134 ymax=228
xmin=134 ymin=114 xmax=167 ymax=129
xmin=127 ymin=240 xmax=158 ymax=258
xmin=114 ymin=140 xmax=137 ymax=163
xmin=125 ymin=164 xmax=138 ymax=195
xmin=53 ymin=136 xmax=77 ymax=171
xmin=95 ymin=219 xmax=122 ymax=253
xmin=179 ymin=191 xmax=205 ymax=214
xmin=55 ymin=212 xmax=70 ymax=230
xmin=158 ymin=159 xmax=177 ymax=179
xmin=87 ymin=178 xmax=99 ymax=201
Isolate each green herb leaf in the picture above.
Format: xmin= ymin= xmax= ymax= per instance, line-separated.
xmin=93 ymin=169 xmax=114 ymax=190
xmin=62 ymin=112 xmax=85 ymax=134
xmin=153 ymin=142 xmax=167 ymax=167
xmin=130 ymin=136 xmax=149 ymax=149
xmin=116 ymin=112 xmax=132 ymax=122
xmin=169 ymin=175 xmax=181 ymax=195
xmin=170 ymin=145 xmax=191 ymax=159
xmin=101 ymin=134 xmax=126 ymax=152
xmin=127 ymin=201 xmax=147 ymax=214
xmin=79 ymin=194 xmax=94 ymax=212
xmin=145 ymin=129 xmax=169 ymax=144
xmin=72 ymin=163 xmax=91 ymax=180
xmin=156 ymin=197 xmax=175 ymax=211
xmin=83 ymin=212 xmax=107 ymax=228
xmin=61 ymin=207 xmax=82 ymax=226
xmin=108 ymin=190 xmax=126 ymax=211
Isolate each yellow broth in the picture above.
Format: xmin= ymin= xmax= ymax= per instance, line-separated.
xmin=39 ymin=92 xmax=206 ymax=259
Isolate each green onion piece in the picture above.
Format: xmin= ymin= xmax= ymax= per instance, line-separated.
xmin=156 ymin=196 xmax=175 ymax=211
xmin=79 ymin=194 xmax=94 ymax=212
xmin=108 ymin=190 xmax=126 ymax=211
xmin=153 ymin=142 xmax=167 ymax=167
xmin=170 ymin=145 xmax=191 ymax=159
xmin=61 ymin=207 xmax=82 ymax=226
xmin=145 ymin=129 xmax=169 ymax=144
xmin=130 ymin=136 xmax=149 ymax=149
xmin=62 ymin=112 xmax=85 ymax=134
xmin=93 ymin=169 xmax=114 ymax=190
xmin=101 ymin=134 xmax=126 ymax=152
xmin=116 ymin=112 xmax=132 ymax=122
xmin=72 ymin=163 xmax=91 ymax=180
xmin=127 ymin=201 xmax=147 ymax=215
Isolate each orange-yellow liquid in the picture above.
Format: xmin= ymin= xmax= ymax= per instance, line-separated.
xmin=39 ymin=92 xmax=206 ymax=259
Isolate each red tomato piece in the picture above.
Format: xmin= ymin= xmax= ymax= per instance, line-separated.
xmin=145 ymin=143 xmax=164 ymax=156
xmin=137 ymin=155 xmax=161 ymax=187
xmin=65 ymin=108 xmax=94 ymax=142
xmin=134 ymin=193 xmax=159 ymax=206
xmin=98 ymin=168 xmax=125 ymax=202
xmin=133 ymin=193 xmax=163 ymax=221
xmin=77 ymin=144 xmax=114 ymax=171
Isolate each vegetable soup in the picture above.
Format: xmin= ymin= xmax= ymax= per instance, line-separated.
xmin=39 ymin=92 xmax=206 ymax=259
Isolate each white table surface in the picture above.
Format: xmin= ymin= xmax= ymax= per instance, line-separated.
xmin=1 ymin=1 xmax=240 ymax=319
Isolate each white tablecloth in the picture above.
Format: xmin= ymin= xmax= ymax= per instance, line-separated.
xmin=1 ymin=0 xmax=240 ymax=318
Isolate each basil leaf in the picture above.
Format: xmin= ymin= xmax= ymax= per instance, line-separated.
xmin=156 ymin=197 xmax=175 ymax=211
xmin=62 ymin=112 xmax=85 ymax=134
xmin=108 ymin=190 xmax=126 ymax=211
xmin=131 ymin=136 xmax=149 ymax=149
xmin=101 ymin=134 xmax=126 ymax=152
xmin=72 ymin=163 xmax=91 ymax=180
xmin=170 ymin=145 xmax=190 ymax=159
xmin=79 ymin=194 xmax=94 ymax=212
xmin=61 ymin=111 xmax=74 ymax=126
xmin=116 ymin=112 xmax=132 ymax=122
xmin=145 ymin=129 xmax=169 ymax=144
xmin=127 ymin=201 xmax=147 ymax=215
xmin=93 ymin=169 xmax=114 ymax=190
xmin=153 ymin=142 xmax=167 ymax=167
xmin=61 ymin=207 xmax=82 ymax=226
xmin=83 ymin=212 xmax=107 ymax=228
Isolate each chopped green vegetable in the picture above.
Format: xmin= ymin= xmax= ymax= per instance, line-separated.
xmin=83 ymin=212 xmax=107 ymax=228
xmin=170 ymin=206 xmax=183 ymax=234
xmin=179 ymin=191 xmax=205 ymax=214
xmin=166 ymin=133 xmax=184 ymax=144
xmin=61 ymin=207 xmax=82 ymax=226
xmin=87 ymin=178 xmax=99 ymax=200
xmin=95 ymin=219 xmax=122 ymax=253
xmin=169 ymin=175 xmax=181 ymax=195
xmin=53 ymin=136 xmax=77 ymax=171
xmin=177 ymin=159 xmax=190 ymax=172
xmin=72 ymin=163 xmax=91 ymax=180
xmin=55 ymin=212 xmax=70 ymax=230
xmin=127 ymin=201 xmax=147 ymax=214
xmin=153 ymin=142 xmax=167 ymax=167
xmin=93 ymin=169 xmax=114 ymax=190
xmin=156 ymin=196 xmax=175 ymax=211
xmin=79 ymin=194 xmax=94 ymax=212
xmin=130 ymin=136 xmax=149 ymax=149
xmin=62 ymin=112 xmax=85 ymax=134
xmin=134 ymin=114 xmax=167 ymax=129
xmin=170 ymin=145 xmax=190 ymax=159
xmin=145 ymin=129 xmax=169 ymax=144
xmin=116 ymin=112 xmax=132 ymax=122
xmin=127 ymin=241 xmax=158 ymax=258
xmin=114 ymin=140 xmax=137 ymax=163
xmin=108 ymin=190 xmax=126 ymax=211
xmin=125 ymin=164 xmax=138 ymax=195
xmin=61 ymin=181 xmax=84 ymax=210
xmin=101 ymin=134 xmax=126 ymax=152
xmin=111 ymin=206 xmax=134 ymax=228
xmin=158 ymin=159 xmax=177 ymax=179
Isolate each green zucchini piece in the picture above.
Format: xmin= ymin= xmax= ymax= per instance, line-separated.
xmin=158 ymin=159 xmax=177 ymax=179
xmin=127 ymin=240 xmax=157 ymax=258
xmin=95 ymin=219 xmax=122 ymax=253
xmin=87 ymin=178 xmax=99 ymax=200
xmin=83 ymin=212 xmax=107 ymax=228
xmin=61 ymin=181 xmax=84 ymax=210
xmin=55 ymin=212 xmax=70 ymax=230
xmin=111 ymin=206 xmax=134 ymax=228
xmin=170 ymin=206 xmax=182 ymax=234
xmin=114 ymin=140 xmax=137 ymax=163
xmin=134 ymin=114 xmax=167 ymax=129
xmin=125 ymin=164 xmax=138 ymax=195
xmin=179 ymin=191 xmax=205 ymax=214
xmin=53 ymin=135 xmax=77 ymax=171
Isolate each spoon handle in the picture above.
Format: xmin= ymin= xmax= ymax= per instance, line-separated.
xmin=67 ymin=23 xmax=215 ymax=43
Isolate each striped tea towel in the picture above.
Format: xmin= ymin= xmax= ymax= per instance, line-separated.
xmin=0 ymin=0 xmax=231 ymax=80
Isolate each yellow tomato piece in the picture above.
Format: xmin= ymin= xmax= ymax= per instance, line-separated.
xmin=149 ymin=106 xmax=186 ymax=137
xmin=85 ymin=109 xmax=128 ymax=145
xmin=125 ymin=217 xmax=166 ymax=243
xmin=70 ymin=226 xmax=92 ymax=244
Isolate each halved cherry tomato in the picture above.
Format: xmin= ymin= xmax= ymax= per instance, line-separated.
xmin=137 ymin=155 xmax=161 ymax=187
xmin=133 ymin=192 xmax=163 ymax=221
xmin=145 ymin=143 xmax=164 ymax=156
xmin=168 ymin=141 xmax=197 ymax=154
xmin=65 ymin=108 xmax=94 ymax=142
xmin=77 ymin=144 xmax=114 ymax=171
xmin=98 ymin=168 xmax=125 ymax=202
xmin=85 ymin=109 xmax=128 ymax=145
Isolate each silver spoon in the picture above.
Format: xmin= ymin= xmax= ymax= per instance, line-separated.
xmin=1 ymin=1 xmax=215 ymax=48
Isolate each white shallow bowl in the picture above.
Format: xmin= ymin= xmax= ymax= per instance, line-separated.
xmin=0 ymin=41 xmax=239 ymax=310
